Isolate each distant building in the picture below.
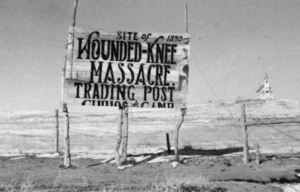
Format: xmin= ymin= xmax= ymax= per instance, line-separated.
xmin=256 ymin=73 xmax=274 ymax=100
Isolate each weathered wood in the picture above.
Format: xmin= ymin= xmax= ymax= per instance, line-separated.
xmin=65 ymin=61 xmax=180 ymax=82
xmin=121 ymin=107 xmax=129 ymax=163
xmin=255 ymin=143 xmax=260 ymax=165
xmin=185 ymin=4 xmax=188 ymax=33
xmin=63 ymin=79 xmax=184 ymax=108
xmin=63 ymin=104 xmax=71 ymax=167
xmin=245 ymin=118 xmax=300 ymax=127
xmin=61 ymin=68 xmax=66 ymax=103
xmin=70 ymin=0 xmax=79 ymax=78
xmin=115 ymin=107 xmax=123 ymax=166
xmin=174 ymin=108 xmax=186 ymax=162
xmin=68 ymin=27 xmax=190 ymax=44
xmin=243 ymin=126 xmax=249 ymax=164
xmin=55 ymin=109 xmax=59 ymax=153
xmin=166 ymin=133 xmax=171 ymax=155
xmin=72 ymin=0 xmax=78 ymax=27
xmin=64 ymin=27 xmax=190 ymax=109
xmin=60 ymin=0 xmax=78 ymax=168
xmin=242 ymin=104 xmax=249 ymax=164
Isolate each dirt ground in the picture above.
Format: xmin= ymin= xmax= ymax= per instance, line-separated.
xmin=1 ymin=149 xmax=300 ymax=192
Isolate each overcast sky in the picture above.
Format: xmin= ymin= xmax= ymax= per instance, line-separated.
xmin=1 ymin=0 xmax=300 ymax=112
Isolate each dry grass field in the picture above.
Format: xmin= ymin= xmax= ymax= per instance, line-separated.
xmin=0 ymin=99 xmax=299 ymax=156
xmin=1 ymin=99 xmax=300 ymax=191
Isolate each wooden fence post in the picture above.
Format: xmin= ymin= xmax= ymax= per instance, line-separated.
xmin=242 ymin=104 xmax=249 ymax=164
xmin=121 ymin=106 xmax=129 ymax=163
xmin=166 ymin=133 xmax=171 ymax=155
xmin=55 ymin=109 xmax=59 ymax=153
xmin=63 ymin=103 xmax=71 ymax=168
xmin=115 ymin=106 xmax=123 ymax=166
xmin=255 ymin=143 xmax=260 ymax=165
xmin=174 ymin=108 xmax=186 ymax=162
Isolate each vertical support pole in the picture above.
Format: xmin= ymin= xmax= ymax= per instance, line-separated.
xmin=70 ymin=0 xmax=79 ymax=79
xmin=242 ymin=104 xmax=249 ymax=164
xmin=255 ymin=143 xmax=260 ymax=165
xmin=121 ymin=106 xmax=129 ymax=163
xmin=60 ymin=0 xmax=78 ymax=168
xmin=55 ymin=109 xmax=59 ymax=153
xmin=185 ymin=4 xmax=188 ymax=33
xmin=166 ymin=133 xmax=171 ymax=155
xmin=61 ymin=67 xmax=66 ymax=104
xmin=63 ymin=104 xmax=71 ymax=168
xmin=174 ymin=108 xmax=186 ymax=162
xmin=115 ymin=107 xmax=123 ymax=166
xmin=173 ymin=3 xmax=189 ymax=163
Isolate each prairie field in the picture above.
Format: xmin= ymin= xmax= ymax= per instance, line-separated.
xmin=0 ymin=99 xmax=299 ymax=156
xmin=1 ymin=99 xmax=300 ymax=191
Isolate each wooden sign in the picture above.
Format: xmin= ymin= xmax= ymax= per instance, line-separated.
xmin=63 ymin=27 xmax=190 ymax=109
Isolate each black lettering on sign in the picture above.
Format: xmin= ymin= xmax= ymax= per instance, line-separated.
xmin=116 ymin=85 xmax=126 ymax=100
xmin=135 ymin=64 xmax=146 ymax=85
xmin=127 ymin=63 xmax=135 ymax=84
xmin=101 ymin=84 xmax=109 ymax=99
xmin=155 ymin=65 xmax=163 ymax=86
xmin=74 ymin=82 xmax=83 ymax=98
xmin=141 ymin=102 xmax=149 ymax=107
xmin=117 ymin=63 xmax=125 ymax=84
xmin=110 ymin=41 xmax=119 ymax=61
xmin=82 ymin=100 xmax=91 ymax=105
xmin=91 ymin=38 xmax=100 ymax=60
xmin=147 ymin=65 xmax=155 ymax=85
xmin=146 ymin=36 xmax=177 ymax=64
xmin=119 ymin=41 xmax=127 ymax=61
xmin=103 ymin=62 xmax=115 ymax=84
xmin=163 ymin=65 xmax=171 ymax=86
xmin=127 ymin=42 xmax=134 ymax=62
xmin=143 ymin=86 xmax=152 ymax=101
xmin=158 ymin=102 xmax=166 ymax=108
xmin=128 ymin=85 xmax=135 ymax=100
xmin=77 ymin=31 xmax=100 ymax=59
xmin=90 ymin=61 xmax=103 ymax=83
xmin=101 ymin=40 xmax=110 ymax=60
xmin=161 ymin=87 xmax=167 ymax=101
xmin=93 ymin=83 xmax=100 ymax=99
xmin=168 ymin=87 xmax=175 ymax=102
xmin=152 ymin=87 xmax=160 ymax=101
xmin=110 ymin=84 xmax=115 ymax=100
xmin=84 ymin=83 xmax=92 ymax=98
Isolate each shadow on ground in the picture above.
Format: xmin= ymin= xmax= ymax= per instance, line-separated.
xmin=179 ymin=146 xmax=243 ymax=156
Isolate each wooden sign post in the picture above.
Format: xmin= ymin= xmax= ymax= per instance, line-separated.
xmin=114 ymin=107 xmax=123 ymax=166
xmin=242 ymin=104 xmax=249 ymax=164
xmin=173 ymin=4 xmax=189 ymax=163
xmin=166 ymin=133 xmax=171 ymax=155
xmin=55 ymin=109 xmax=59 ymax=153
xmin=63 ymin=104 xmax=71 ymax=167
xmin=62 ymin=1 xmax=190 ymax=167
xmin=121 ymin=107 xmax=129 ymax=163
xmin=61 ymin=0 xmax=79 ymax=168
xmin=174 ymin=108 xmax=186 ymax=162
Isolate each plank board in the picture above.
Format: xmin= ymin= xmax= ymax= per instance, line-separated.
xmin=64 ymin=27 xmax=190 ymax=109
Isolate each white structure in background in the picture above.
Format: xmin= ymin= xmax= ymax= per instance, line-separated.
xmin=256 ymin=73 xmax=274 ymax=100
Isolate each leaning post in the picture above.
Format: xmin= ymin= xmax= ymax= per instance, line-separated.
xmin=166 ymin=133 xmax=171 ymax=155
xmin=115 ymin=106 xmax=123 ymax=166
